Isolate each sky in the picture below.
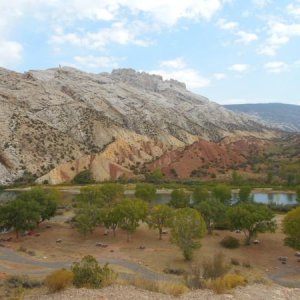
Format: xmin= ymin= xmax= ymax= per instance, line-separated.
xmin=1 ymin=0 xmax=300 ymax=105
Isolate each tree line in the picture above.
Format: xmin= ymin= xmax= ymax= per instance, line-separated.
xmin=1 ymin=183 xmax=299 ymax=260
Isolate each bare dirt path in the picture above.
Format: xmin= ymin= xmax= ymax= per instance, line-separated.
xmin=0 ymin=247 xmax=176 ymax=282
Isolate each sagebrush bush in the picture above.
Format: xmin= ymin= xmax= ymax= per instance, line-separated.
xmin=202 ymin=253 xmax=230 ymax=280
xmin=205 ymin=273 xmax=246 ymax=294
xmin=220 ymin=236 xmax=240 ymax=249
xmin=45 ymin=269 xmax=74 ymax=293
xmin=72 ymin=255 xmax=116 ymax=288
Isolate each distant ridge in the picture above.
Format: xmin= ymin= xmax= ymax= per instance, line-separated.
xmin=224 ymin=103 xmax=300 ymax=132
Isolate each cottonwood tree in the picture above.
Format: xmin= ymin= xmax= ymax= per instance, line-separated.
xmin=170 ymin=208 xmax=206 ymax=261
xmin=192 ymin=186 xmax=210 ymax=206
xmin=212 ymin=184 xmax=232 ymax=205
xmin=147 ymin=204 xmax=173 ymax=240
xmin=116 ymin=199 xmax=148 ymax=242
xmin=195 ymin=199 xmax=228 ymax=234
xmin=227 ymin=203 xmax=276 ymax=245
xmin=77 ymin=186 xmax=104 ymax=207
xmin=135 ymin=183 xmax=156 ymax=203
xmin=283 ymin=206 xmax=300 ymax=250
xmin=103 ymin=207 xmax=122 ymax=237
xmin=100 ymin=183 xmax=124 ymax=208
xmin=169 ymin=189 xmax=189 ymax=208
xmin=0 ymin=198 xmax=40 ymax=238
xmin=74 ymin=206 xmax=101 ymax=236
xmin=238 ymin=186 xmax=252 ymax=203
xmin=18 ymin=187 xmax=60 ymax=226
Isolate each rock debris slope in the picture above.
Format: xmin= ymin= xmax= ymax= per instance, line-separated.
xmin=0 ymin=67 xmax=273 ymax=184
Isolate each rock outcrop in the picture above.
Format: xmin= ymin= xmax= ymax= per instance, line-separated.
xmin=0 ymin=67 xmax=275 ymax=184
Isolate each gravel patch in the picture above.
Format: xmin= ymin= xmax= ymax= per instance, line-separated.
xmin=25 ymin=284 xmax=300 ymax=300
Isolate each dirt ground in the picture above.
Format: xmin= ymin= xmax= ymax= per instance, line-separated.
xmin=0 ymin=212 xmax=299 ymax=287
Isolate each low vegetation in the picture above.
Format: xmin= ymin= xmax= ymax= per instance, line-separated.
xmin=124 ymin=277 xmax=189 ymax=296
xmin=72 ymin=255 xmax=117 ymax=289
xmin=283 ymin=206 xmax=300 ymax=250
xmin=45 ymin=269 xmax=74 ymax=292
xmin=220 ymin=236 xmax=240 ymax=249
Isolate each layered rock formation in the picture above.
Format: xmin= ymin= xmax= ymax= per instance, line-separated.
xmin=0 ymin=67 xmax=275 ymax=184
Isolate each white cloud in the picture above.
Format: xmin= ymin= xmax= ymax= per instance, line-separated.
xmin=1 ymin=1 xmax=228 ymax=27
xmin=228 ymin=64 xmax=250 ymax=72
xmin=258 ymin=21 xmax=300 ymax=56
xmin=150 ymin=58 xmax=210 ymax=89
xmin=160 ymin=57 xmax=186 ymax=69
xmin=213 ymin=73 xmax=227 ymax=80
xmin=73 ymin=55 xmax=121 ymax=69
xmin=217 ymin=18 xmax=258 ymax=45
xmin=287 ymin=1 xmax=300 ymax=17
xmin=264 ymin=61 xmax=289 ymax=73
xmin=252 ymin=0 xmax=271 ymax=8
xmin=217 ymin=18 xmax=239 ymax=30
xmin=50 ymin=22 xmax=152 ymax=50
xmin=119 ymin=0 xmax=227 ymax=25
xmin=236 ymin=30 xmax=258 ymax=44
xmin=0 ymin=40 xmax=23 ymax=68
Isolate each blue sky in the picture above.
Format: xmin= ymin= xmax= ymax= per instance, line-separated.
xmin=1 ymin=0 xmax=300 ymax=105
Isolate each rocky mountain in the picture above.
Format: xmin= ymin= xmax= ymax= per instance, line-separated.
xmin=0 ymin=67 xmax=276 ymax=185
xmin=225 ymin=103 xmax=300 ymax=132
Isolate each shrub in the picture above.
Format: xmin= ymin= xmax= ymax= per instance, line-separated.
xmin=205 ymin=273 xmax=246 ymax=294
xmin=242 ymin=262 xmax=252 ymax=268
xmin=45 ymin=269 xmax=74 ymax=293
xmin=5 ymin=275 xmax=42 ymax=289
xmin=231 ymin=258 xmax=240 ymax=266
xmin=72 ymin=170 xmax=94 ymax=184
xmin=202 ymin=253 xmax=230 ymax=280
xmin=72 ymin=255 xmax=116 ymax=288
xmin=185 ymin=263 xmax=203 ymax=289
xmin=220 ymin=236 xmax=240 ymax=249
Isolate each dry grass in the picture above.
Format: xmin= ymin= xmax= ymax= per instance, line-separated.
xmin=205 ymin=273 xmax=246 ymax=294
xmin=45 ymin=269 xmax=74 ymax=293
xmin=121 ymin=277 xmax=189 ymax=296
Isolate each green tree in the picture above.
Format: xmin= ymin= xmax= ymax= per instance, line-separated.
xmin=77 ymin=186 xmax=104 ymax=207
xmin=116 ymin=199 xmax=148 ymax=241
xmin=72 ymin=170 xmax=95 ymax=184
xmin=283 ymin=206 xmax=300 ymax=250
xmin=212 ymin=184 xmax=232 ymax=204
xmin=232 ymin=171 xmax=242 ymax=185
xmin=146 ymin=169 xmax=163 ymax=183
xmin=170 ymin=208 xmax=206 ymax=261
xmin=17 ymin=187 xmax=60 ymax=226
xmin=147 ymin=204 xmax=173 ymax=240
xmin=192 ymin=186 xmax=209 ymax=205
xmin=238 ymin=186 xmax=252 ymax=203
xmin=100 ymin=183 xmax=124 ymax=208
xmin=195 ymin=199 xmax=227 ymax=234
xmin=296 ymin=186 xmax=300 ymax=203
xmin=103 ymin=207 xmax=122 ymax=237
xmin=0 ymin=198 xmax=40 ymax=238
xmin=227 ymin=203 xmax=276 ymax=245
xmin=135 ymin=183 xmax=156 ymax=203
xmin=74 ymin=206 xmax=101 ymax=236
xmin=169 ymin=189 xmax=189 ymax=208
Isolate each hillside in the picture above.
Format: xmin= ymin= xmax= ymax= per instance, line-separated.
xmin=0 ymin=67 xmax=276 ymax=184
xmin=225 ymin=103 xmax=300 ymax=132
